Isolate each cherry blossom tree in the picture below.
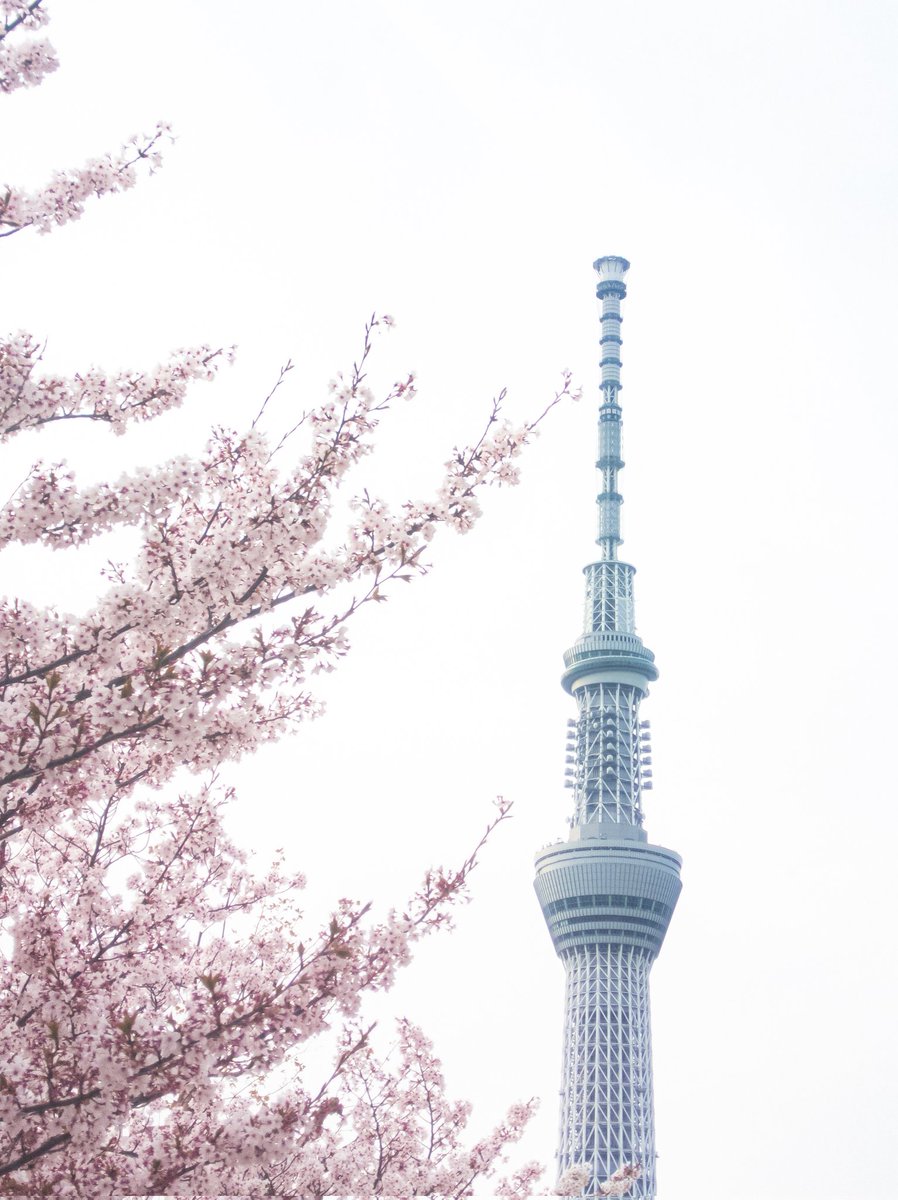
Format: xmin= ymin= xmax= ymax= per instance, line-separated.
xmin=1 ymin=3 xmax=584 ymax=1195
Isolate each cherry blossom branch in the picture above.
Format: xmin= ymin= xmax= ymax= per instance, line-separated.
xmin=1 ymin=1 xmax=47 ymax=41
xmin=0 ymin=125 xmax=173 ymax=237
xmin=0 ymin=334 xmax=231 ymax=439
xmin=251 ymin=360 xmax=295 ymax=432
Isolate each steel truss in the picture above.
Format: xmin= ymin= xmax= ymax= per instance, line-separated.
xmin=583 ymin=562 xmax=635 ymax=634
xmin=558 ymin=945 xmax=656 ymax=1199
xmin=572 ymin=682 xmax=644 ymax=826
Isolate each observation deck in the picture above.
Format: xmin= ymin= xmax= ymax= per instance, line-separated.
xmin=535 ymin=834 xmax=681 ymax=959
xmin=561 ymin=630 xmax=658 ymax=694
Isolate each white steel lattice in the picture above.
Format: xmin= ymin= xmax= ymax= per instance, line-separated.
xmin=583 ymin=562 xmax=635 ymax=634
xmin=559 ymin=946 xmax=656 ymax=1199
xmin=573 ymin=683 xmax=643 ymax=826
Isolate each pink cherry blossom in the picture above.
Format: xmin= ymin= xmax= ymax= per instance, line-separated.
xmin=0 ymin=1 xmax=56 ymax=94
xmin=0 ymin=7 xmax=581 ymax=1195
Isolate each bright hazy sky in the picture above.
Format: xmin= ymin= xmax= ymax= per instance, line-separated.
xmin=4 ymin=3 xmax=898 ymax=1197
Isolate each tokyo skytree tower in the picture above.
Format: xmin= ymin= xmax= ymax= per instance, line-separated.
xmin=534 ymin=257 xmax=682 ymax=1199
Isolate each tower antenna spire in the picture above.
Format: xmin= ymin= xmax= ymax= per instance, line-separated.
xmin=594 ymin=254 xmax=630 ymax=561
xmin=534 ymin=258 xmax=682 ymax=1200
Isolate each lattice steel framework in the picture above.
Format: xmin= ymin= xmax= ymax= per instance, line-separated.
xmin=584 ymin=562 xmax=635 ymax=634
xmin=569 ymin=682 xmax=644 ymax=827
xmin=560 ymin=948 xmax=655 ymax=1195
xmin=534 ymin=257 xmax=682 ymax=1199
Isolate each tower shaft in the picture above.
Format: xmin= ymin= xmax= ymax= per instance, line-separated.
xmin=535 ymin=258 xmax=681 ymax=1200
xmin=560 ymin=946 xmax=655 ymax=1186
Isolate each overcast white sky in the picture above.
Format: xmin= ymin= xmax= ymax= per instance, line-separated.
xmin=4 ymin=2 xmax=898 ymax=1197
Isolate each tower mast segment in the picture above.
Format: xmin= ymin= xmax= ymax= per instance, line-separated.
xmin=596 ymin=253 xmax=627 ymax=562
xmin=534 ymin=257 xmax=682 ymax=1199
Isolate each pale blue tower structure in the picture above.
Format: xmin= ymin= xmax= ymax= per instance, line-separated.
xmin=534 ymin=257 xmax=681 ymax=1199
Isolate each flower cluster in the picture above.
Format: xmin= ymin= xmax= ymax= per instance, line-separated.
xmin=0 ymin=1 xmax=56 ymax=94
xmin=556 ymin=1163 xmax=592 ymax=1195
xmin=555 ymin=1161 xmax=641 ymax=1197
xmin=598 ymin=1162 xmax=642 ymax=1196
